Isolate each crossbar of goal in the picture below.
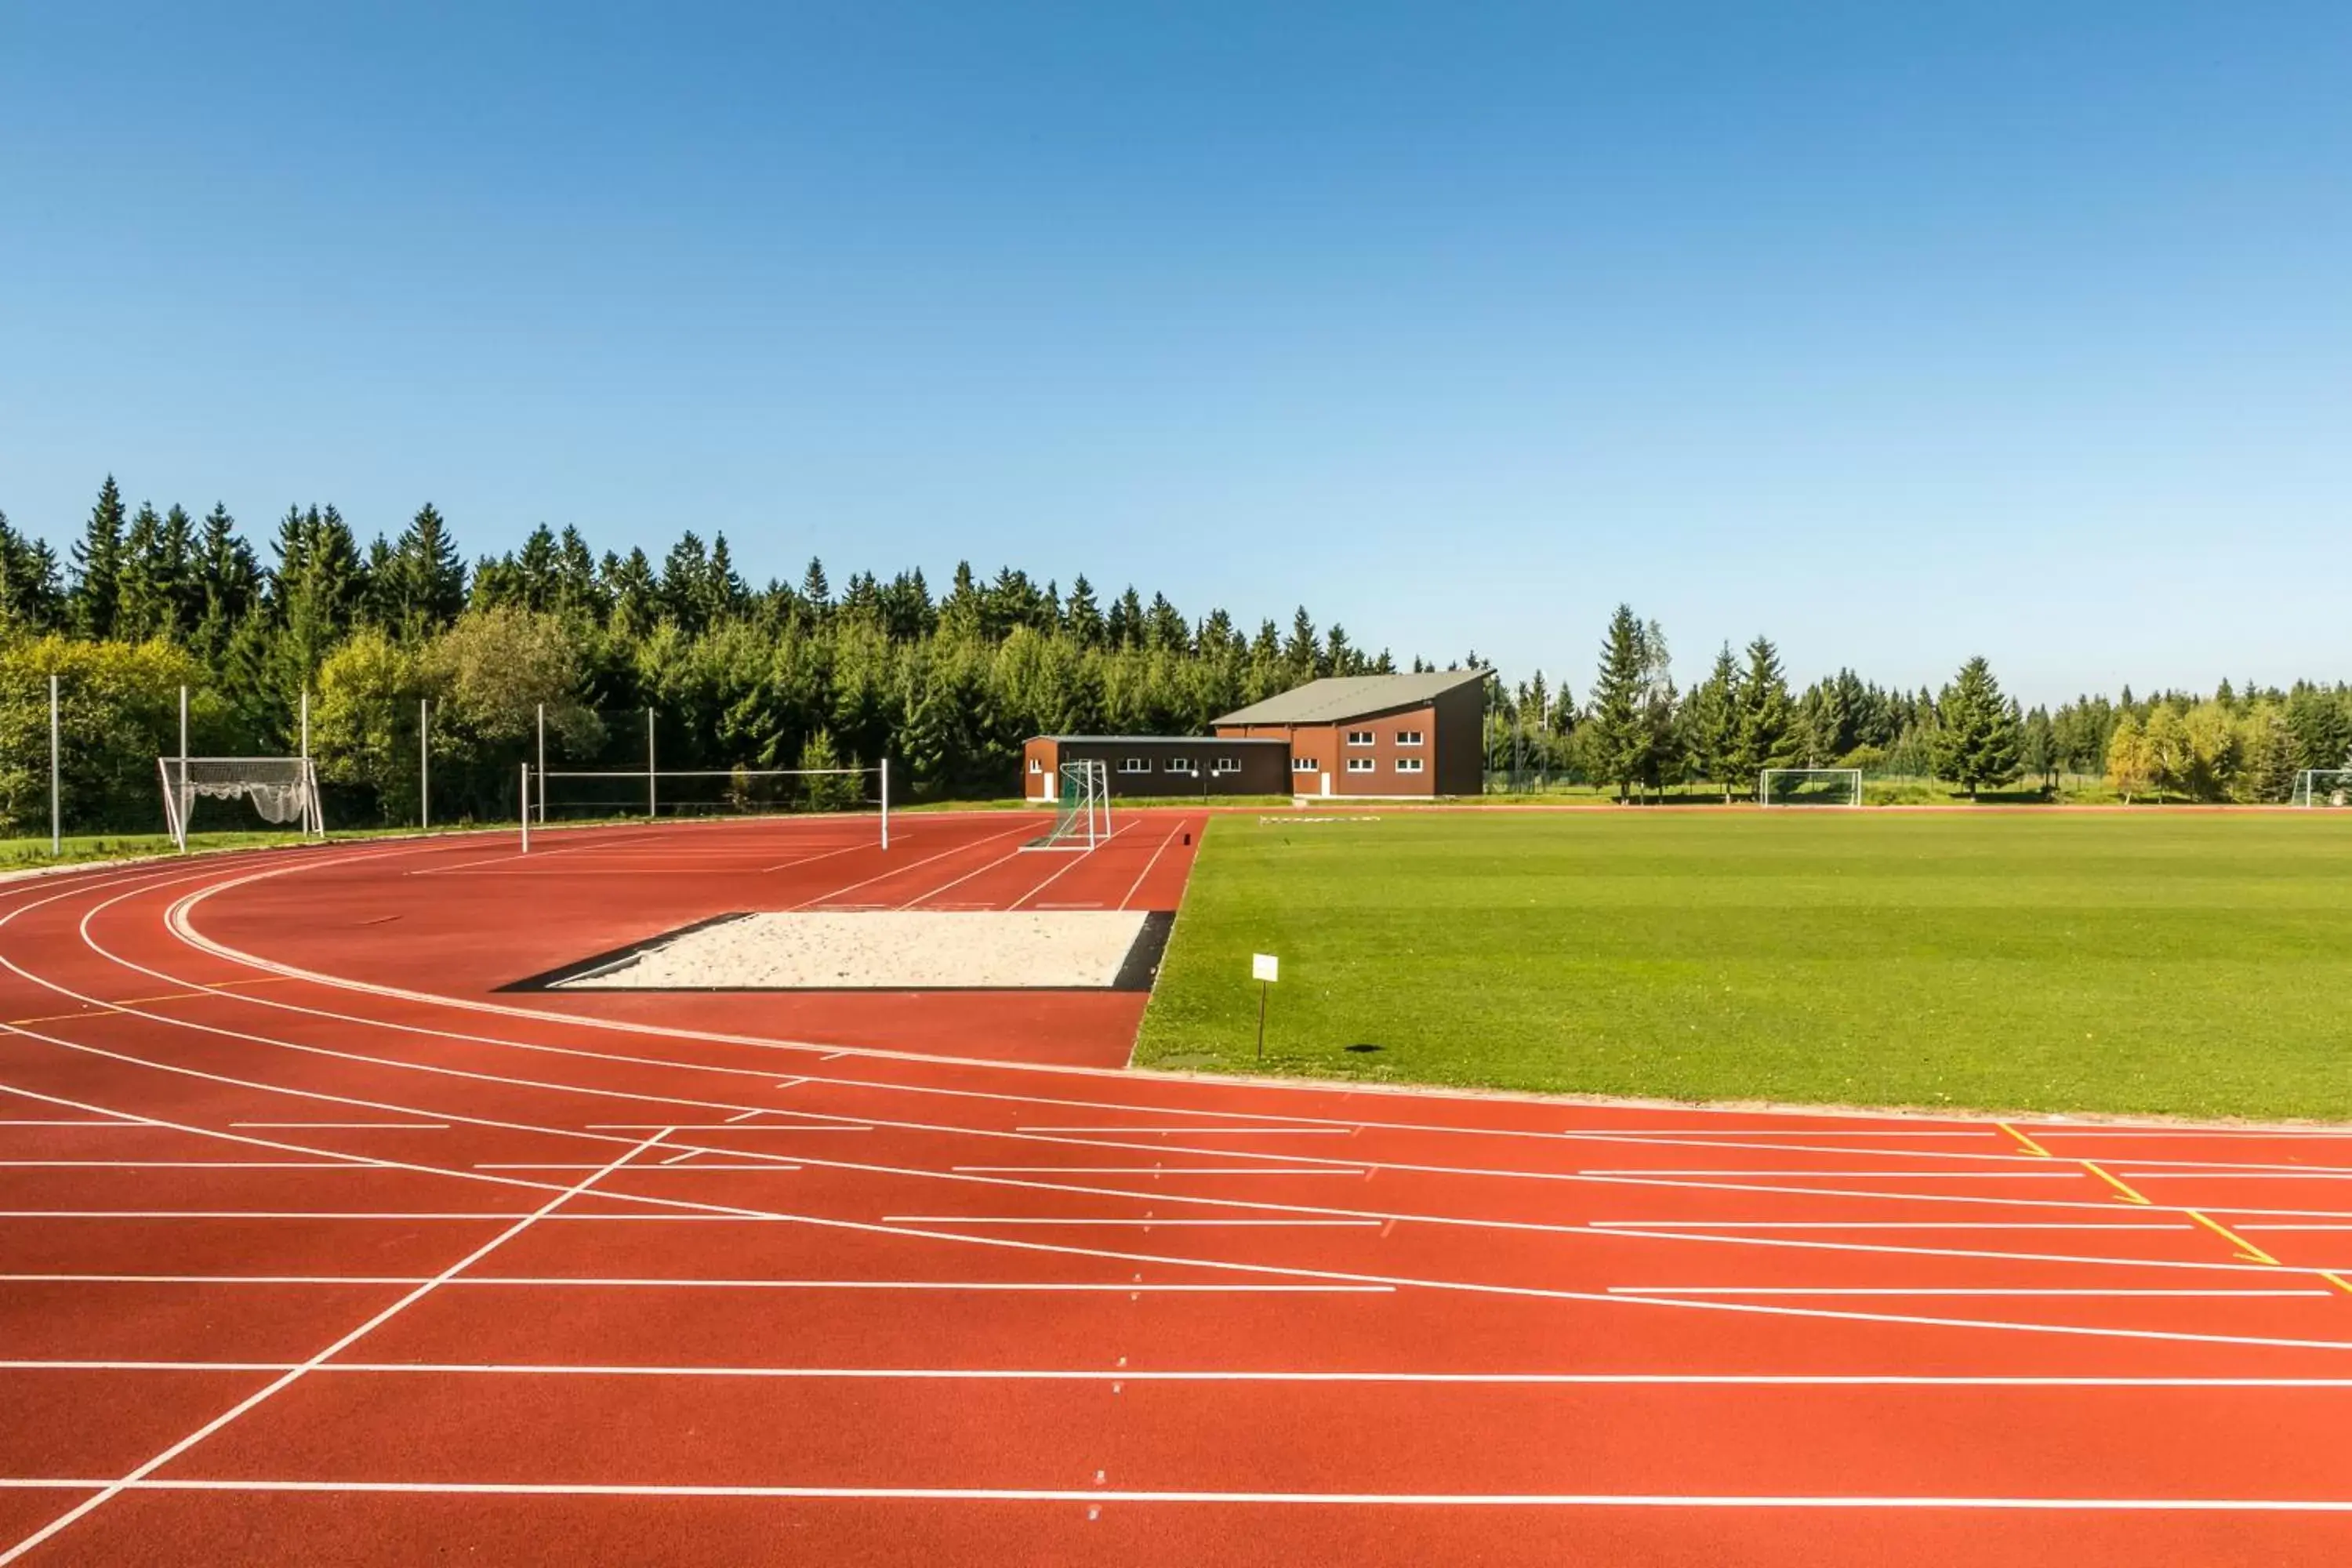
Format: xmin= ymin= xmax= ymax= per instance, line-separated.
xmin=1759 ymin=768 xmax=1864 ymax=808
xmin=157 ymin=757 xmax=325 ymax=851
xmin=533 ymin=764 xmax=890 ymax=843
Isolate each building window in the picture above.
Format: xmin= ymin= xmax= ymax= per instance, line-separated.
xmin=1346 ymin=757 xmax=1375 ymax=773
xmin=1029 ymin=757 xmax=1044 ymax=774
xmin=1396 ymin=757 xmax=1425 ymax=774
xmin=1395 ymin=730 xmax=1424 ymax=746
xmin=1211 ymin=757 xmax=1241 ymax=775
xmin=1166 ymin=757 xmax=1196 ymax=774
xmin=1120 ymin=758 xmax=1150 ymax=775
xmin=1346 ymin=730 xmax=1374 ymax=746
xmin=1292 ymin=757 xmax=1319 ymax=773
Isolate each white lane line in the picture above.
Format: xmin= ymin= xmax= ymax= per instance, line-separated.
xmin=724 ymin=1109 xmax=763 ymax=1123
xmin=1005 ymin=824 xmax=1131 ymax=911
xmin=1018 ymin=1127 xmax=1352 ymax=1135
xmin=954 ymin=1167 xmax=1374 ymax=1177
xmin=21 ymin=1362 xmax=2352 ymax=1388
xmin=0 ymin=1120 xmax=148 ymax=1128
xmin=474 ymin=1163 xmax=803 ymax=1173
xmin=758 ymin=837 xmax=874 ymax=876
xmin=0 ymin=1210 xmax=786 ymax=1221
xmin=2116 ymin=1171 xmax=2352 ymax=1181
xmin=0 ymin=1161 xmax=379 ymax=1170
xmin=1117 ymin=817 xmax=1189 ymax=910
xmin=0 ymin=1274 xmax=1388 ymax=1293
xmin=1606 ymin=1287 xmax=2328 ymax=1298
xmin=1590 ymin=1221 xmax=2185 ymax=1231
xmin=883 ymin=1216 xmax=1380 ymax=1229
xmin=1576 ymin=1169 xmax=2082 ymax=1179
xmin=791 ymin=820 xmax=1033 ymax=909
xmin=585 ymin=1123 xmax=871 ymax=1132
xmin=657 ymin=1149 xmax=699 ymax=1166
xmin=0 ymin=1127 xmax=677 ymax=1566
xmin=7 ymin=1479 xmax=2352 ymax=1511
xmin=231 ymin=1122 xmax=448 ymax=1131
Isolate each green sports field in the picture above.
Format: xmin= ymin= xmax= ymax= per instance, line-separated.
xmin=1134 ymin=810 xmax=2352 ymax=1121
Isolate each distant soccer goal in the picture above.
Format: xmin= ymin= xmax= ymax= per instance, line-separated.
xmin=534 ymin=764 xmax=890 ymax=842
xmin=1024 ymin=760 xmax=1111 ymax=851
xmin=1759 ymin=768 xmax=1864 ymax=808
xmin=158 ymin=757 xmax=325 ymax=851
xmin=2292 ymin=770 xmax=2352 ymax=808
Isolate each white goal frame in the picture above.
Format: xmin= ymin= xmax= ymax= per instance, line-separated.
xmin=2292 ymin=769 xmax=2352 ymax=808
xmin=533 ymin=764 xmax=891 ymax=845
xmin=1759 ymin=768 xmax=1864 ymax=808
xmin=158 ymin=756 xmax=325 ymax=851
xmin=1023 ymin=760 xmax=1112 ymax=851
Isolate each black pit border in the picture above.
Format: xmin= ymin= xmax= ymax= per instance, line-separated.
xmin=501 ymin=909 xmax=1175 ymax=995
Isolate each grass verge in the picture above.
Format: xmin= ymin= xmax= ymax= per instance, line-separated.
xmin=1134 ymin=809 xmax=2352 ymax=1120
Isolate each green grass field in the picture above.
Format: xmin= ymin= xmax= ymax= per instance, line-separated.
xmin=1134 ymin=810 xmax=2352 ymax=1121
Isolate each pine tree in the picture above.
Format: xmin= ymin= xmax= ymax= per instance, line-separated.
xmin=1729 ymin=635 xmax=1796 ymax=790
xmin=390 ymin=503 xmax=467 ymax=633
xmin=1588 ymin=604 xmax=1649 ymax=801
xmin=71 ymin=476 xmax=127 ymax=639
xmin=1685 ymin=643 xmax=1743 ymax=800
xmin=1930 ymin=655 xmax=2024 ymax=797
xmin=1062 ymin=575 xmax=1103 ymax=648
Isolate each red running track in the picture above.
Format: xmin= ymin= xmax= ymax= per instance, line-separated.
xmin=2 ymin=811 xmax=2352 ymax=1564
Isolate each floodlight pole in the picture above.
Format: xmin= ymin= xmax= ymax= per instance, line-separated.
xmin=49 ymin=673 xmax=60 ymax=857
xmin=419 ymin=699 xmax=430 ymax=831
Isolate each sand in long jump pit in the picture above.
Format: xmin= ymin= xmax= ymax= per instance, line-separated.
xmin=552 ymin=909 xmax=1160 ymax=990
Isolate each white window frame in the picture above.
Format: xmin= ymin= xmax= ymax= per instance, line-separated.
xmin=1120 ymin=757 xmax=1150 ymax=775
xmin=1395 ymin=757 xmax=1425 ymax=774
xmin=1166 ymin=757 xmax=1196 ymax=775
xmin=1291 ymin=757 xmax=1319 ymax=773
xmin=1345 ymin=757 xmax=1375 ymax=774
xmin=1345 ymin=730 xmax=1374 ymax=747
xmin=1395 ymin=729 xmax=1424 ymax=747
xmin=1029 ymin=757 xmax=1044 ymax=774
xmin=1211 ymin=757 xmax=1242 ymax=776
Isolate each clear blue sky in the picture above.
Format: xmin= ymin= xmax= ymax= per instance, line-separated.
xmin=3 ymin=2 xmax=2347 ymax=706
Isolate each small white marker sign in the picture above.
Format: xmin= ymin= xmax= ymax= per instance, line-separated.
xmin=1252 ymin=953 xmax=1279 ymax=984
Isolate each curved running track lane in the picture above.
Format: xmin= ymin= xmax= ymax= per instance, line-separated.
xmin=2 ymin=812 xmax=2351 ymax=1565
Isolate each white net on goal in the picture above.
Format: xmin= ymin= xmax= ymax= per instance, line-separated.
xmin=1759 ymin=768 xmax=1864 ymax=808
xmin=1023 ymin=760 xmax=1110 ymax=851
xmin=158 ymin=757 xmax=325 ymax=849
xmin=2292 ymin=770 xmax=2352 ymax=808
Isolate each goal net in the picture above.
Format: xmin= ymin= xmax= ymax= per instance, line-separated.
xmin=534 ymin=764 xmax=889 ymax=840
xmin=1759 ymin=768 xmax=1864 ymax=808
xmin=158 ymin=757 xmax=325 ymax=850
xmin=2292 ymin=770 xmax=2352 ymax=808
xmin=1024 ymin=760 xmax=1111 ymax=851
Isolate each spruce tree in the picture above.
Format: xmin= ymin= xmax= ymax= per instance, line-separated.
xmin=1930 ymin=655 xmax=2023 ymax=797
xmin=391 ymin=503 xmax=466 ymax=633
xmin=1729 ymin=635 xmax=1796 ymax=790
xmin=1588 ymin=604 xmax=1648 ymax=801
xmin=70 ymin=475 xmax=126 ymax=639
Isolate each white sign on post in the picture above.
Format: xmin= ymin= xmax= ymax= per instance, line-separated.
xmin=1252 ymin=953 xmax=1279 ymax=983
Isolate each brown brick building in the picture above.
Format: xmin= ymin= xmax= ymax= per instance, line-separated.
xmin=1023 ymin=670 xmax=1489 ymax=801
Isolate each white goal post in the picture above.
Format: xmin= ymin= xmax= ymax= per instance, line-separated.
xmin=2292 ymin=769 xmax=2352 ymax=808
xmin=1759 ymin=768 xmax=1864 ymax=808
xmin=532 ymin=763 xmax=891 ymax=844
xmin=1023 ymin=760 xmax=1111 ymax=851
xmin=158 ymin=757 xmax=325 ymax=851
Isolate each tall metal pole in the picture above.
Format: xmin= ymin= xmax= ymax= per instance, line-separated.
xmin=299 ymin=690 xmax=310 ymax=767
xmin=535 ymin=702 xmax=546 ymax=825
xmin=419 ymin=699 xmax=430 ymax=830
xmin=520 ymin=764 xmax=531 ymax=854
xmin=178 ymin=684 xmax=190 ymax=852
xmin=49 ymin=673 xmax=60 ymax=856
xmin=646 ymin=706 xmax=656 ymax=820
xmin=879 ymin=757 xmax=890 ymax=850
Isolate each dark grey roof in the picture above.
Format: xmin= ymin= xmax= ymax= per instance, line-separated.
xmin=1032 ymin=735 xmax=1287 ymax=746
xmin=1211 ymin=670 xmax=1488 ymax=728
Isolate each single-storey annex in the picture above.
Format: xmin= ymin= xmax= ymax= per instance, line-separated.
xmin=1023 ymin=669 xmax=1487 ymax=800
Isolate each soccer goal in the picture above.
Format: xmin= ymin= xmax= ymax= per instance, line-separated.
xmin=158 ymin=757 xmax=325 ymax=851
xmin=2292 ymin=770 xmax=2352 ymax=808
xmin=1759 ymin=768 xmax=1864 ymax=808
xmin=534 ymin=762 xmax=891 ymax=843
xmin=1023 ymin=760 xmax=1111 ymax=851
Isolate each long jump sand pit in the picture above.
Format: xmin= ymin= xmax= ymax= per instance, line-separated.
xmin=539 ymin=909 xmax=1174 ymax=992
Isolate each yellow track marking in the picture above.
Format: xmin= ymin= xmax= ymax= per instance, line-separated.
xmin=2187 ymin=1209 xmax=2281 ymax=1266
xmin=2320 ymin=1272 xmax=2352 ymax=1298
xmin=1998 ymin=1121 xmax=2053 ymax=1158
xmin=5 ymin=976 xmax=289 ymax=1027
xmin=2079 ymin=1160 xmax=2151 ymax=1204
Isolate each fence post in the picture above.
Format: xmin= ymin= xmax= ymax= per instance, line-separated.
xmin=521 ymin=764 xmax=531 ymax=854
xmin=419 ymin=699 xmax=430 ymax=831
xmin=49 ymin=673 xmax=60 ymax=857
xmin=646 ymin=706 xmax=656 ymax=820
xmin=880 ymin=757 xmax=890 ymax=850
xmin=535 ymin=702 xmax=546 ymax=825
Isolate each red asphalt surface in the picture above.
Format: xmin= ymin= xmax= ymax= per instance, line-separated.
xmin=2 ymin=810 xmax=2352 ymax=1564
